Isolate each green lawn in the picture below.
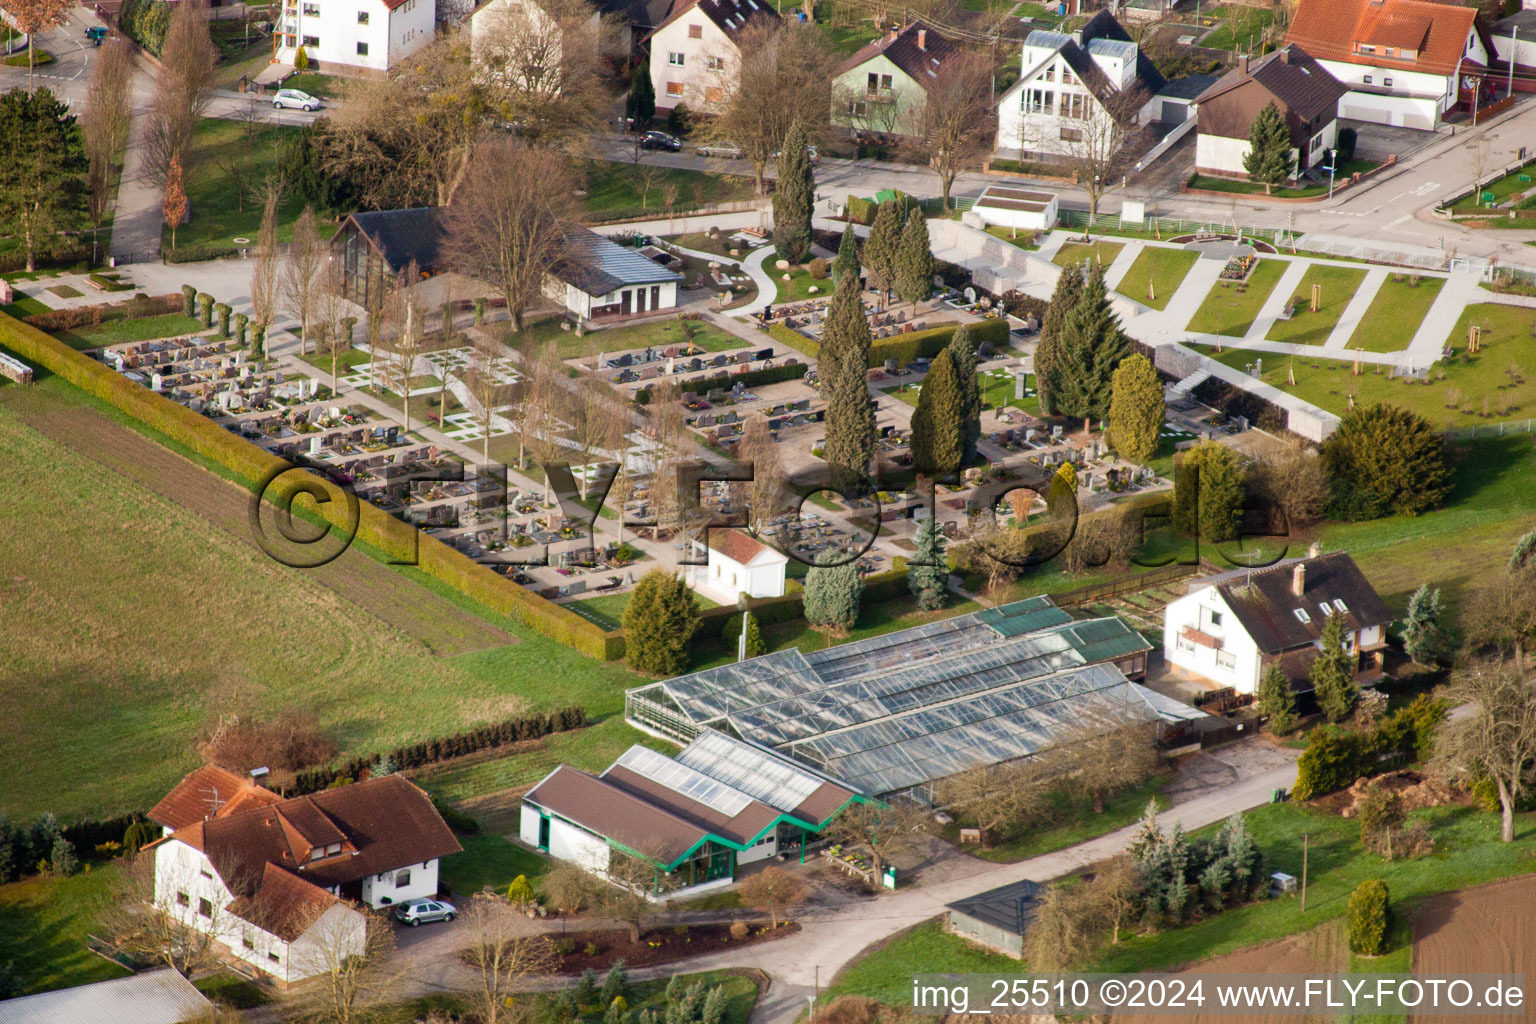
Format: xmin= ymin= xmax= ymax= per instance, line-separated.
xmin=818 ymin=5 xmax=884 ymax=54
xmin=1113 ymin=246 xmax=1200 ymax=310
xmin=297 ymin=345 xmax=371 ymax=376
xmin=163 ymin=118 xmax=308 ymax=250
xmin=1346 ymin=274 xmax=1447 ymax=353
xmin=819 ymin=919 xmax=1022 ymax=1009
xmin=1052 ymin=240 xmax=1125 ymax=269
xmin=886 ymin=370 xmax=1042 ymax=418
xmin=281 ymin=72 xmax=338 ymax=98
xmin=51 ymin=313 xmax=207 ymax=351
xmin=565 ymin=589 xmax=720 ymax=631
xmin=507 ymin=314 xmax=748 ymax=361
xmin=1264 ymin=263 xmax=1368 ymax=345
xmin=1200 ymin=4 xmax=1277 ymax=51
xmin=0 ymin=866 xmax=127 ymax=996
xmin=984 ymin=225 xmax=1040 ymax=250
xmin=438 ymin=832 xmax=551 ymax=896
xmin=959 ymin=775 xmax=1171 ymax=863
xmin=772 ymin=267 xmax=833 ymax=303
xmin=1193 ymin=303 xmax=1536 ymax=428
xmin=581 ymin=160 xmax=756 ymax=222
xmin=1184 ymin=258 xmax=1286 ymax=337
xmin=1447 ymin=160 xmax=1536 ymax=211
xmin=1 ymin=295 xmax=50 ymax=318
xmin=1189 ymin=160 xmax=1378 ymax=198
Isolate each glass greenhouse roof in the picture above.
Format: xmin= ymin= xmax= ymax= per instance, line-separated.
xmin=674 ymin=730 xmax=838 ymax=813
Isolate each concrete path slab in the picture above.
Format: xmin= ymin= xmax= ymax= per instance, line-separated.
xmin=1244 ymin=259 xmax=1309 ymax=342
xmin=1321 ymin=267 xmax=1388 ymax=354
xmin=1102 ymin=239 xmax=1145 ymax=293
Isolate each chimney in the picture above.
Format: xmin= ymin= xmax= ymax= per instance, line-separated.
xmin=250 ymin=766 xmax=270 ymax=785
xmin=917 ymin=28 xmax=927 ymax=50
xmin=1308 ymin=540 xmax=1321 ymax=559
xmin=1291 ymin=562 xmax=1306 ymax=597
xmin=1238 ymin=54 xmax=1249 ymax=75
xmin=1278 ymin=46 xmax=1290 ymax=64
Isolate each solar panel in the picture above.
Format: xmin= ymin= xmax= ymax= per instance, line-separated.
xmin=611 ymin=745 xmax=756 ymax=817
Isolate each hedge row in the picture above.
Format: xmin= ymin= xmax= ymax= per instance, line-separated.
xmin=1293 ymin=696 xmax=1445 ymax=800
xmin=765 ymin=317 xmax=1010 ymax=369
xmin=0 ymin=312 xmax=623 ymax=661
xmin=290 ymin=706 xmax=588 ymax=794
xmin=636 ymin=360 xmax=808 ymax=403
xmin=0 ymin=247 xmax=91 ymax=275
xmin=22 ymin=294 xmax=181 ymax=332
xmin=693 ymin=568 xmax=908 ymax=639
xmin=61 ymin=812 xmax=146 ymax=853
xmin=164 ymin=244 xmax=244 ymax=264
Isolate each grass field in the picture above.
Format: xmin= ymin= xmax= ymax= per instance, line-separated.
xmin=1188 ymin=160 xmax=1377 ymax=198
xmin=0 ymin=866 xmax=127 ymax=995
xmin=959 ymin=775 xmax=1170 ymax=863
xmin=1447 ymin=160 xmax=1536 ymax=211
xmin=565 ymin=589 xmax=720 ymax=630
xmin=163 ymin=118 xmax=309 ymax=250
xmin=51 ymin=313 xmax=206 ymax=351
xmin=1200 ymin=4 xmax=1277 ymax=51
xmin=0 ymin=367 xmax=645 ymax=821
xmin=297 ymin=345 xmax=372 ymax=377
xmin=772 ymin=268 xmax=833 ymax=303
xmin=581 ymin=160 xmax=756 ymax=222
xmin=1193 ymin=304 xmax=1536 ymax=428
xmin=1053 ymin=240 xmax=1124 ymax=269
xmin=818 ymin=919 xmax=1021 ymax=1008
xmin=437 ymin=832 xmax=550 ymax=895
xmin=1185 ymin=258 xmax=1287 ymax=337
xmin=506 ymin=314 xmax=747 ymax=361
xmin=1113 ymin=246 xmax=1200 ymax=310
xmin=985 ymin=225 xmax=1039 ymax=251
xmin=1264 ymin=264 xmax=1368 ymax=345
xmin=1346 ymin=274 xmax=1447 ymax=353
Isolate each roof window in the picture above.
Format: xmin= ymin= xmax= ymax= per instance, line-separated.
xmin=1294 ymin=608 xmax=1311 ymax=624
xmin=1333 ymin=598 xmax=1349 ymax=613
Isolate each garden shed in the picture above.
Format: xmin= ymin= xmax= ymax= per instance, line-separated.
xmin=946 ymin=878 xmax=1044 ymax=958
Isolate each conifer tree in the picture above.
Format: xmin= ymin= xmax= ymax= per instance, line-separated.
xmin=626 ymin=60 xmax=655 ymax=126
xmin=948 ymin=324 xmax=981 ymax=464
xmin=1310 ymin=613 xmax=1358 ymax=723
xmin=1171 ymin=439 xmax=1245 ymax=542
xmin=1256 ymin=662 xmax=1298 ymax=735
xmin=908 ymin=516 xmax=948 ymax=611
xmin=1108 ymin=353 xmax=1164 ymax=463
xmin=895 ymin=209 xmax=934 ymax=309
xmin=910 ymin=347 xmax=964 ymax=476
xmin=831 ymin=224 xmax=860 ymax=288
xmin=1401 ymin=584 xmax=1447 ymax=666
xmin=1053 ymin=265 xmax=1128 ymax=421
xmin=863 ymin=199 xmax=903 ymax=301
xmin=803 ymin=554 xmax=863 ymax=634
xmin=819 ymin=269 xmax=876 ymax=491
xmin=621 ymin=570 xmax=700 ymax=675
xmin=1243 ymin=102 xmax=1293 ymax=194
xmin=722 ymin=610 xmax=766 ymax=658
xmin=772 ymin=121 xmax=814 ymax=263
xmin=1035 ymin=263 xmax=1083 ymax=416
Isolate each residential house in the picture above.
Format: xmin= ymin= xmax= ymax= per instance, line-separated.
xmin=647 ymin=0 xmax=780 ymax=116
xmin=148 ymin=763 xmax=286 ymax=836
xmin=274 ymin=0 xmax=435 ymax=73
xmin=1162 ymin=548 xmax=1393 ymax=696
xmin=686 ymin=527 xmax=789 ymax=603
xmin=598 ymin=0 xmax=675 ymax=54
xmin=0 ymin=969 xmax=214 ymax=1024
xmin=1490 ymin=8 xmax=1536 ymax=78
xmin=146 ymin=773 xmax=461 ymax=986
xmin=830 ymin=22 xmax=961 ymax=139
xmin=946 ymin=879 xmax=1044 ymax=958
xmin=994 ymin=9 xmax=1165 ymax=162
xmin=545 ymin=225 xmax=683 ymax=323
xmin=521 ymin=731 xmax=861 ymax=898
xmin=1193 ymin=45 xmax=1348 ymax=178
xmin=1286 ymin=0 xmax=1499 ymax=129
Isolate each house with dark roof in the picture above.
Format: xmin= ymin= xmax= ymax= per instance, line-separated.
xmin=1162 ymin=548 xmax=1393 ymax=696
xmin=1192 ymin=45 xmax=1348 ymax=178
xmin=686 ymin=527 xmax=789 ymax=603
xmin=946 ymin=879 xmax=1044 ymax=958
xmin=520 ymin=732 xmax=862 ymax=898
xmin=1286 ymin=0 xmax=1500 ymax=129
xmin=146 ymin=773 xmax=460 ymax=986
xmin=994 ymin=9 xmax=1165 ymax=161
xmin=545 ymin=225 xmax=684 ymax=323
xmin=647 ymin=0 xmax=781 ymax=115
xmin=830 ymin=22 xmax=962 ymax=139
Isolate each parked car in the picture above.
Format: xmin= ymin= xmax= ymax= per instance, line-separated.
xmin=772 ymin=145 xmax=820 ymax=165
xmin=85 ymin=26 xmax=108 ymax=45
xmin=272 ymin=89 xmax=323 ymax=111
xmin=697 ymin=140 xmax=746 ymax=159
xmin=639 ymin=130 xmax=683 ymax=152
xmin=393 ymin=899 xmax=457 ymax=926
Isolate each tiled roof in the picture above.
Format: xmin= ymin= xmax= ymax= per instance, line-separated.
xmin=652 ymin=0 xmax=779 ymax=42
xmin=226 ymin=862 xmax=340 ymax=942
xmin=1193 ymin=44 xmax=1348 ymax=122
xmin=148 ymin=764 xmax=282 ymax=831
xmin=550 ymin=225 xmax=684 ymax=296
xmin=1207 ymin=551 xmax=1393 ymax=654
xmin=834 ymin=21 xmax=960 ymax=93
xmin=1287 ymin=0 xmax=1482 ymax=76
xmin=706 ymin=528 xmax=782 ymax=566
xmin=525 ymin=765 xmax=710 ymax=864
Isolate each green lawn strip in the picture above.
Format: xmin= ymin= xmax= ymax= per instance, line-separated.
xmin=690 ymin=592 xmax=984 ymax=665
xmin=1 ymin=296 xmax=49 ymax=317
xmin=1447 ymin=163 xmax=1536 ymax=211
xmin=565 ymin=589 xmax=720 ymax=630
xmin=1264 ymin=264 xmax=1368 ymax=345
xmin=1190 ymin=305 xmax=1536 ymax=428
xmin=818 ymin=919 xmax=1023 ymax=1009
xmin=675 ymin=889 xmax=744 ymax=911
xmin=1052 ymin=240 xmax=1125 ymax=269
xmin=194 ymin=974 xmax=272 ymax=1009
xmin=1091 ymin=802 xmax=1536 ymax=973
xmin=1185 ymin=258 xmax=1287 ymax=337
xmin=439 ymin=832 xmax=551 ymax=895
xmin=960 ymin=775 xmax=1171 ymax=863
xmin=984 ymin=225 xmax=1039 ymax=250
xmin=1345 ymin=275 xmax=1446 ymax=353
xmin=1113 ymin=247 xmax=1200 ymax=310
xmin=51 ymin=314 xmax=207 ymax=350
xmin=1188 ymin=160 xmax=1377 ymax=198
xmin=163 ymin=118 xmax=308 ymax=250
xmin=0 ymin=866 xmax=127 ymax=995
xmin=296 ymin=346 xmax=372 ymax=376
xmin=581 ymin=160 xmax=756 ymax=221
xmin=282 ymin=72 xmax=338 ymax=98
xmin=1199 ymin=4 xmax=1276 ymax=50
xmin=506 ymin=314 xmax=747 ymax=360
xmin=772 ymin=268 xmax=833 ymax=303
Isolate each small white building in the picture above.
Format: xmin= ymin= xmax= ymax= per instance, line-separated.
xmin=145 ymin=772 xmax=461 ymax=987
xmin=547 ymin=226 xmax=684 ymax=324
xmin=970 ymin=183 xmax=1059 ymax=233
xmin=275 ymin=0 xmax=436 ymax=73
xmin=686 ymin=528 xmax=788 ymax=604
xmin=646 ymin=0 xmax=779 ymax=115
xmin=1162 ymin=549 xmax=1393 ymax=696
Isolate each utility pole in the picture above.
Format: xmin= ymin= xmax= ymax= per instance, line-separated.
xmin=1509 ymin=28 xmax=1519 ymax=100
xmin=1300 ymin=833 xmax=1309 ymax=913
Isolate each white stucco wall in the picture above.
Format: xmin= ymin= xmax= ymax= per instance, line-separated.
xmin=275 ymin=0 xmax=433 ymax=72
xmin=650 ymin=13 xmax=738 ymax=114
xmin=523 ymin=806 xmax=611 ymax=875
xmin=360 ymin=858 xmax=439 ymax=908
xmin=1316 ymin=58 xmax=1451 ymax=129
xmin=1491 ymin=29 xmax=1536 ymax=67
xmin=995 ymin=69 xmax=1118 ymax=158
xmin=1162 ymin=588 xmax=1263 ymax=693
xmin=736 ymin=831 xmax=777 ymax=865
xmin=1195 ymin=133 xmax=1252 ymax=175
xmin=545 ymin=277 xmax=679 ymax=321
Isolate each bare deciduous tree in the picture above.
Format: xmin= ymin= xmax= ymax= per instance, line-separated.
xmin=145 ymin=0 xmax=218 ymax=188
xmin=1059 ymin=716 xmax=1162 ymax=813
xmin=441 ymin=140 xmax=579 ymax=334
xmin=733 ymin=413 xmax=787 ymax=528
xmin=824 ymin=800 xmax=931 ymax=880
xmin=936 ymin=757 xmax=1057 ymax=848
xmin=315 ymin=257 xmax=353 ymax=394
xmin=1466 ymin=568 xmax=1536 ymax=672
xmin=923 ymin=49 xmax=995 ymax=211
xmin=1023 ymin=880 xmax=1106 ymax=971
xmin=82 ymin=38 xmax=135 ymax=261
xmin=737 ymin=866 xmax=807 ymax=929
xmin=464 ymin=334 xmax=514 ymax=465
xmin=1036 ymin=87 xmax=1148 ymax=223
xmin=1435 ymin=660 xmax=1536 ymax=843
xmin=250 ymin=184 xmax=283 ymax=357
xmin=592 ymin=853 xmax=659 ymax=942
xmin=472 ymin=0 xmax=615 ymax=151
xmin=290 ymin=911 xmax=402 ymax=1024
xmin=1251 ymin=447 xmax=1329 ymax=529
xmin=283 ymin=207 xmax=326 ymax=354
xmin=457 ymin=894 xmax=557 ymax=1024
xmin=102 ymin=852 xmax=242 ymax=977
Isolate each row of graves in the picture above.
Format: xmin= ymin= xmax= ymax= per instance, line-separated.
xmin=604 ymin=345 xmax=780 ymax=387
xmin=941 ymin=287 xmax=1040 ymax=337
xmin=761 ymin=510 xmax=889 ymax=576
xmin=99 ymin=337 xmax=312 ymax=418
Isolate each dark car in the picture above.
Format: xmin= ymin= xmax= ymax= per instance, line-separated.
xmin=639 ymin=131 xmax=682 ymax=152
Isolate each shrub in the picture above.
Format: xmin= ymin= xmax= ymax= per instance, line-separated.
xmin=4 ymin=50 xmax=54 ymax=68
xmin=214 ymin=302 xmax=232 ymax=338
xmin=845 ymin=196 xmax=876 ymax=225
xmin=164 ymin=245 xmax=243 ymax=264
xmin=294 ymin=45 xmax=309 ymax=72
xmin=807 ymin=257 xmax=829 ymax=280
xmin=583 ymin=941 xmax=601 ymax=957
xmin=22 ymin=294 xmax=181 ymax=332
xmin=1347 ymin=880 xmax=1390 ymax=955
xmin=181 ymin=284 xmax=197 ymax=316
xmin=196 ymin=293 xmax=214 ymax=328
xmin=197 ymin=708 xmax=338 ymax=774
xmin=117 ymin=0 xmax=172 ymax=54
xmin=432 ymin=799 xmax=481 ymax=835
xmin=89 ymin=274 xmax=134 ymax=293
xmin=548 ymin=937 xmax=577 ymax=956
xmin=729 ymin=921 xmax=749 ymax=940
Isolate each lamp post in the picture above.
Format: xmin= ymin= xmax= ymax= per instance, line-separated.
xmin=1509 ymin=27 xmax=1519 ymax=100
xmin=1324 ymin=149 xmax=1337 ymax=200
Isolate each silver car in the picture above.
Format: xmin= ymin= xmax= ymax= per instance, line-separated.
xmin=272 ymin=88 xmax=323 ymax=111
xmin=698 ymin=141 xmax=746 ymax=159
xmin=393 ymin=898 xmax=456 ymax=926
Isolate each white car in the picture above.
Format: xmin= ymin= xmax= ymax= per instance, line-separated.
xmin=698 ymin=141 xmax=746 ymax=159
xmin=272 ymin=89 xmax=323 ymax=111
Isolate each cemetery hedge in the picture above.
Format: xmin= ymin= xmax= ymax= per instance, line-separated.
xmin=22 ymin=295 xmax=183 ymax=333
xmin=634 ymin=361 xmax=808 ymax=404
xmin=766 ymin=317 xmax=1009 ymax=369
xmin=693 ymin=568 xmax=907 ymax=638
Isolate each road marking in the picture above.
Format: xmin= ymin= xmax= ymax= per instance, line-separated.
xmin=1410 ymin=181 xmax=1439 ymax=196
xmin=1385 ymin=213 xmax=1414 ymax=229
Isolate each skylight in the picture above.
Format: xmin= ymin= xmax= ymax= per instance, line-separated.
xmin=1294 ymin=608 xmax=1311 ymax=624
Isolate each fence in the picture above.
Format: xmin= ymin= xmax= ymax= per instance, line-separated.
xmin=1055 ymin=209 xmax=1237 ymax=238
xmin=1445 ymin=417 xmax=1536 ymax=441
xmin=917 ymin=196 xmax=976 ymax=215
xmin=1291 ymin=236 xmax=1453 ymax=272
xmin=1049 ymin=562 xmax=1207 ymax=608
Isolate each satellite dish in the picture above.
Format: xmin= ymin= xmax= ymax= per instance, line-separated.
xmin=963 ymin=287 xmax=977 ymax=304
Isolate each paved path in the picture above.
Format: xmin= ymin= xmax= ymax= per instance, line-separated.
xmin=1243 ymin=260 xmax=1308 ymax=343
xmin=1320 ymin=268 xmax=1387 ymax=354
xmin=1102 ymin=240 xmax=1145 ymax=293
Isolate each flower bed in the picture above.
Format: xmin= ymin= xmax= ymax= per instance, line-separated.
xmin=1220 ymin=254 xmax=1258 ymax=281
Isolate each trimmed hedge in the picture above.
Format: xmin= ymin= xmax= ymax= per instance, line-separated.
xmin=22 ymin=293 xmax=181 ymax=332
xmin=165 ymin=244 xmax=244 ymax=264
xmin=766 ymin=317 xmax=1010 ymax=369
xmin=693 ymin=567 xmax=908 ymax=638
xmin=0 ymin=246 xmax=91 ymax=275
xmin=846 ymin=196 xmax=877 ymax=225
xmin=636 ymin=360 xmax=809 ymax=403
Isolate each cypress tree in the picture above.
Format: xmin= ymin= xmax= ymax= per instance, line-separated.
xmin=772 ymin=121 xmax=814 ymax=263
xmin=803 ymin=554 xmax=863 ymax=634
xmin=722 ymin=610 xmax=766 ymax=658
xmin=1255 ymin=662 xmax=1298 ymax=735
xmin=863 ymin=200 xmax=903 ymax=301
xmin=620 ymin=570 xmax=700 ymax=675
xmin=1321 ymin=403 xmax=1452 ymax=519
xmin=948 ymin=324 xmax=981 ymax=465
xmin=895 ymin=210 xmax=934 ymax=309
xmin=910 ymin=347 xmax=964 ymax=477
xmin=908 ymin=516 xmax=948 ymax=611
xmin=832 ymin=224 xmax=860 ymax=288
xmin=1171 ymin=439 xmax=1245 ymax=541
xmin=1035 ymin=263 xmax=1082 ymax=416
xmin=626 ymin=61 xmax=655 ymax=126
xmin=820 ymin=269 xmax=876 ymax=491
xmin=1243 ymin=101 xmax=1293 ymax=194
xmin=1053 ymin=265 xmax=1128 ymax=421
xmin=1311 ymin=613 xmax=1358 ymax=723
xmin=1108 ymin=353 xmax=1164 ymax=463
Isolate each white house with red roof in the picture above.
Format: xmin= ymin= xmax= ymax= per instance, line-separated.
xmin=274 ymin=0 xmax=436 ymax=73
xmin=687 ymin=528 xmax=788 ymax=604
xmin=146 ymin=771 xmax=460 ymax=985
xmin=647 ymin=0 xmax=780 ymax=115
